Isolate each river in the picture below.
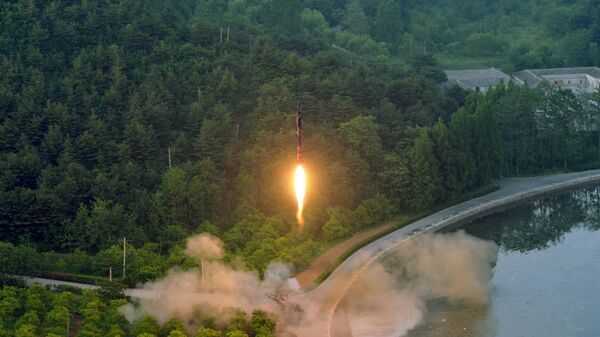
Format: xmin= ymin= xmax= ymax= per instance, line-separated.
xmin=335 ymin=184 xmax=600 ymax=337
xmin=405 ymin=184 xmax=600 ymax=337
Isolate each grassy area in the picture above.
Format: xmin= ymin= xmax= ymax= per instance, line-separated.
xmin=313 ymin=184 xmax=499 ymax=285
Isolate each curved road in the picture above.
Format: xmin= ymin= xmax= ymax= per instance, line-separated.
xmin=290 ymin=169 xmax=600 ymax=337
xmin=21 ymin=170 xmax=600 ymax=336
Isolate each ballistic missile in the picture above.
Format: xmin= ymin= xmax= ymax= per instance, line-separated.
xmin=296 ymin=101 xmax=303 ymax=164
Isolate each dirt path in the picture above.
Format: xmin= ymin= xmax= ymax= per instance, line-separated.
xmin=294 ymin=222 xmax=394 ymax=289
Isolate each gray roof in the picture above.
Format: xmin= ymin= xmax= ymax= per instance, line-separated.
xmin=444 ymin=68 xmax=511 ymax=89
xmin=513 ymin=67 xmax=600 ymax=87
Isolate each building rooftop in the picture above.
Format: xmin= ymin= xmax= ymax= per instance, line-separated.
xmin=513 ymin=67 xmax=600 ymax=87
xmin=444 ymin=68 xmax=512 ymax=89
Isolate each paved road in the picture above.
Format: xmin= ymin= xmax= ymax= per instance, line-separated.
xmin=291 ymin=169 xmax=600 ymax=337
xmin=21 ymin=276 xmax=198 ymax=301
xmin=19 ymin=170 xmax=600 ymax=336
xmin=22 ymin=276 xmax=100 ymax=290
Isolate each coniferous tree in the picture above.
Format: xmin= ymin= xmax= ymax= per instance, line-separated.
xmin=431 ymin=119 xmax=460 ymax=202
xmin=409 ymin=129 xmax=441 ymax=209
xmin=343 ymin=0 xmax=369 ymax=35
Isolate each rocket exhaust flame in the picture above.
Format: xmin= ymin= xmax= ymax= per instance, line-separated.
xmin=294 ymin=164 xmax=306 ymax=225
xmin=295 ymin=101 xmax=305 ymax=226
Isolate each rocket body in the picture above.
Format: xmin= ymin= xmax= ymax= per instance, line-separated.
xmin=296 ymin=101 xmax=303 ymax=164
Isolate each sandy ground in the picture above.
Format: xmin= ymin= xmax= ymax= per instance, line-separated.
xmin=294 ymin=222 xmax=394 ymax=289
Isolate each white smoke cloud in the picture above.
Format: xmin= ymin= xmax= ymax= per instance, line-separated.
xmin=121 ymin=233 xmax=293 ymax=331
xmin=389 ymin=230 xmax=498 ymax=303
xmin=122 ymin=231 xmax=497 ymax=337
xmin=184 ymin=233 xmax=224 ymax=260
xmin=331 ymin=230 xmax=498 ymax=337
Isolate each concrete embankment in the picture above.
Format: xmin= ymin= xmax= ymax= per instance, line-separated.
xmin=312 ymin=169 xmax=600 ymax=337
xmin=420 ymin=170 xmax=600 ymax=234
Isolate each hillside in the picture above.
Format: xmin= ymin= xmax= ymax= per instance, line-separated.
xmin=0 ymin=0 xmax=599 ymax=282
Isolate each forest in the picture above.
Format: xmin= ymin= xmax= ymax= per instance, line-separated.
xmin=1 ymin=0 xmax=600 ymax=336
xmin=0 ymin=283 xmax=276 ymax=337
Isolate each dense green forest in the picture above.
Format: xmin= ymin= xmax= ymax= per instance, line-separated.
xmin=352 ymin=0 xmax=600 ymax=69
xmin=1 ymin=0 xmax=600 ymax=284
xmin=2 ymin=0 xmax=600 ymax=336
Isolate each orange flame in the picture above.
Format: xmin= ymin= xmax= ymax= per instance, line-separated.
xmin=294 ymin=164 xmax=306 ymax=226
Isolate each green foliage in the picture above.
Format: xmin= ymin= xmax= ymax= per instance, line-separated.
xmin=14 ymin=324 xmax=36 ymax=337
xmin=195 ymin=327 xmax=221 ymax=337
xmin=44 ymin=305 xmax=69 ymax=335
xmin=15 ymin=311 xmax=40 ymax=333
xmin=107 ymin=324 xmax=126 ymax=337
xmin=155 ymin=161 xmax=220 ymax=230
xmin=0 ymin=0 xmax=450 ymax=275
xmin=322 ymin=210 xmax=349 ymax=242
xmin=0 ymin=0 xmax=599 ymax=307
xmin=409 ymin=129 xmax=442 ymax=209
xmin=431 ymin=119 xmax=461 ymax=201
xmin=250 ymin=310 xmax=275 ymax=336
xmin=338 ymin=115 xmax=383 ymax=165
xmin=225 ymin=330 xmax=248 ymax=337
xmin=0 ymin=243 xmax=40 ymax=276
xmin=465 ymin=33 xmax=509 ymax=57
xmin=0 ymin=295 xmax=20 ymax=323
xmin=343 ymin=0 xmax=369 ymax=35
xmin=168 ymin=331 xmax=188 ymax=337
xmin=64 ymin=199 xmax=135 ymax=252
xmin=131 ymin=316 xmax=160 ymax=337
xmin=97 ymin=282 xmax=126 ymax=301
xmin=160 ymin=317 xmax=186 ymax=337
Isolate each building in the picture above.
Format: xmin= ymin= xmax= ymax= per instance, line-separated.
xmin=513 ymin=67 xmax=600 ymax=94
xmin=444 ymin=68 xmax=512 ymax=93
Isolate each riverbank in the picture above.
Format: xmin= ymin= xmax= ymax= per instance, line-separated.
xmin=300 ymin=169 xmax=600 ymax=337
xmin=295 ymin=184 xmax=500 ymax=290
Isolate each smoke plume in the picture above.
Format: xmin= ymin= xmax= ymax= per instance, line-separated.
xmin=121 ymin=233 xmax=295 ymax=331
xmin=332 ymin=230 xmax=498 ymax=337
xmin=122 ymin=231 xmax=497 ymax=337
xmin=184 ymin=233 xmax=224 ymax=260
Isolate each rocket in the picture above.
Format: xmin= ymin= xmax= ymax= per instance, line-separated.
xmin=296 ymin=101 xmax=303 ymax=164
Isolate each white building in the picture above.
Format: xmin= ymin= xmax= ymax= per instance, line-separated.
xmin=444 ymin=68 xmax=513 ymax=93
xmin=513 ymin=67 xmax=600 ymax=94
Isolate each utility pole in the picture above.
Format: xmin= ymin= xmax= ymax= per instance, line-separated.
xmin=220 ymin=27 xmax=223 ymax=44
xmin=227 ymin=27 xmax=230 ymax=42
xmin=168 ymin=147 xmax=172 ymax=169
xmin=109 ymin=266 xmax=112 ymax=282
xmin=201 ymin=257 xmax=205 ymax=287
xmin=123 ymin=237 xmax=126 ymax=279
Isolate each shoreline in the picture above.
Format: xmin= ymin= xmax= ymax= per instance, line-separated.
xmin=296 ymin=169 xmax=600 ymax=337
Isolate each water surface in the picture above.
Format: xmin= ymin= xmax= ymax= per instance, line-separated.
xmin=406 ymin=185 xmax=600 ymax=337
